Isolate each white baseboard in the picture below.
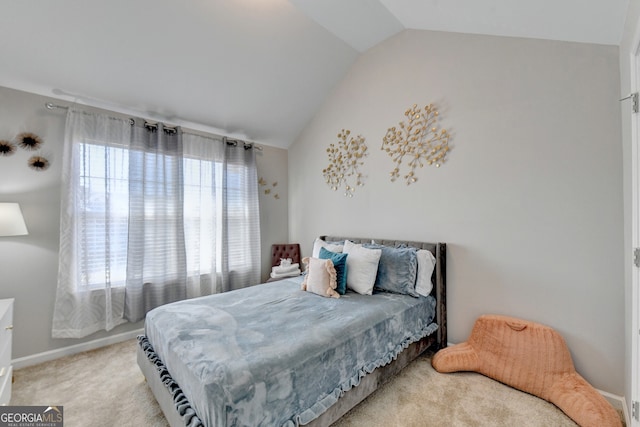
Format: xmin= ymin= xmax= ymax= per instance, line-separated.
xmin=11 ymin=328 xmax=143 ymax=370
xmin=598 ymin=389 xmax=625 ymax=411
xmin=621 ymin=396 xmax=632 ymax=427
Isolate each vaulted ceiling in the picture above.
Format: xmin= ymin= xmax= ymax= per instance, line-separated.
xmin=0 ymin=0 xmax=629 ymax=148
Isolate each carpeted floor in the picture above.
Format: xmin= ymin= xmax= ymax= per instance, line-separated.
xmin=10 ymin=339 xmax=624 ymax=427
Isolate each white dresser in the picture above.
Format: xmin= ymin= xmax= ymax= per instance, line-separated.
xmin=0 ymin=298 xmax=13 ymax=406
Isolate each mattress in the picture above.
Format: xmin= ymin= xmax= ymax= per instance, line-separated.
xmin=142 ymin=275 xmax=438 ymax=427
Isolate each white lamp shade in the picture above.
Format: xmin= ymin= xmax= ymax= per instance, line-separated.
xmin=0 ymin=203 xmax=28 ymax=236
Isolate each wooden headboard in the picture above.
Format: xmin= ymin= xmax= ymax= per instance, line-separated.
xmin=320 ymin=235 xmax=447 ymax=349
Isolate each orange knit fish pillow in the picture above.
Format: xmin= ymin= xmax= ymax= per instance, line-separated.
xmin=432 ymin=314 xmax=621 ymax=427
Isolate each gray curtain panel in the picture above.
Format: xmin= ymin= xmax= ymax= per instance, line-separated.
xmin=124 ymin=123 xmax=187 ymax=322
xmin=219 ymin=140 xmax=261 ymax=292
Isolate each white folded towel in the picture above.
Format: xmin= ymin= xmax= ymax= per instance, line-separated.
xmin=269 ymin=268 xmax=301 ymax=279
xmin=272 ymin=263 xmax=300 ymax=274
xmin=279 ymin=258 xmax=293 ymax=267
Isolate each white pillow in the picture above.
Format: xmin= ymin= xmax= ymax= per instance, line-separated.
xmin=343 ymin=240 xmax=382 ymax=295
xmin=312 ymin=237 xmax=344 ymax=258
xmin=415 ymin=249 xmax=436 ymax=296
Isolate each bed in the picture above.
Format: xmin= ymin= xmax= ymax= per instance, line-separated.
xmin=137 ymin=236 xmax=447 ymax=427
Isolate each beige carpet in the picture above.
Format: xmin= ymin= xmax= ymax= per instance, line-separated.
xmin=10 ymin=339 xmax=624 ymax=427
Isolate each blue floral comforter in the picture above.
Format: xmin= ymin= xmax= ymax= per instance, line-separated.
xmin=143 ymin=276 xmax=437 ymax=427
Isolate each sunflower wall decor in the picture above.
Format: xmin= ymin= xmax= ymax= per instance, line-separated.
xmin=0 ymin=140 xmax=16 ymax=156
xmin=322 ymin=129 xmax=368 ymax=197
xmin=0 ymin=132 xmax=50 ymax=171
xmin=16 ymin=132 xmax=44 ymax=151
xmin=381 ymin=103 xmax=451 ymax=185
xmin=28 ymin=155 xmax=50 ymax=171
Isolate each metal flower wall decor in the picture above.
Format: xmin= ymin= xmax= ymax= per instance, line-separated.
xmin=322 ymin=129 xmax=368 ymax=197
xmin=381 ymin=104 xmax=450 ymax=185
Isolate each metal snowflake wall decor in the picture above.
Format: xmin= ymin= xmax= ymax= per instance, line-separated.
xmin=322 ymin=129 xmax=368 ymax=197
xmin=381 ymin=104 xmax=451 ymax=185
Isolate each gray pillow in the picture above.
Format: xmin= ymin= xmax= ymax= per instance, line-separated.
xmin=365 ymin=244 xmax=418 ymax=297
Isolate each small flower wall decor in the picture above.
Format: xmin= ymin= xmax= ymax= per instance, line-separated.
xmin=16 ymin=132 xmax=44 ymax=151
xmin=28 ymin=155 xmax=50 ymax=171
xmin=259 ymin=177 xmax=280 ymax=200
xmin=0 ymin=140 xmax=16 ymax=156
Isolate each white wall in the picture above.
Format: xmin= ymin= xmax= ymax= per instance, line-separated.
xmin=289 ymin=29 xmax=624 ymax=394
xmin=256 ymin=145 xmax=290 ymax=282
xmin=619 ymin=0 xmax=640 ymax=416
xmin=0 ymin=85 xmax=289 ymax=361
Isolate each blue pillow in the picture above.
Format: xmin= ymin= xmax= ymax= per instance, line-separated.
xmin=365 ymin=244 xmax=418 ymax=297
xmin=319 ymin=247 xmax=348 ymax=295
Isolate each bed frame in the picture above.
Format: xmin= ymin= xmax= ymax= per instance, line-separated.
xmin=137 ymin=236 xmax=446 ymax=427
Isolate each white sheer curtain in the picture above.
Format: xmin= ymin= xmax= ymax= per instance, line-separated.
xmin=182 ymin=133 xmax=223 ymax=297
xmin=183 ymin=134 xmax=261 ymax=294
xmin=53 ymin=109 xmax=131 ymax=338
xmin=53 ymin=109 xmax=261 ymax=338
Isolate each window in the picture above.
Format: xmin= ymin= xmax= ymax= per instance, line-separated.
xmin=183 ymin=155 xmax=218 ymax=276
xmin=77 ymin=143 xmax=252 ymax=288
xmin=78 ymin=142 xmax=129 ymax=288
xmin=53 ymin=109 xmax=260 ymax=338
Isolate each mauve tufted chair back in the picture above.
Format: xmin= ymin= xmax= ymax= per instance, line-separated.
xmin=271 ymin=243 xmax=301 ymax=267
